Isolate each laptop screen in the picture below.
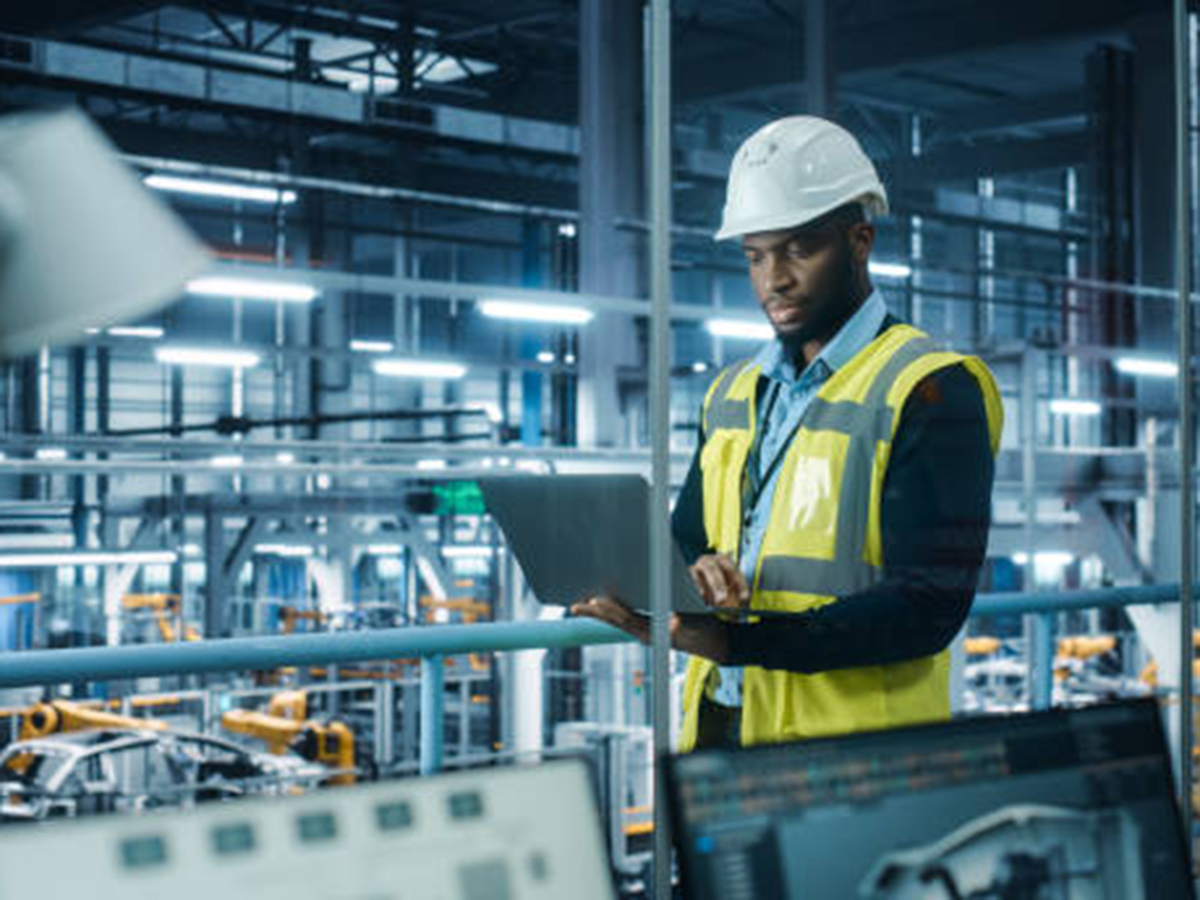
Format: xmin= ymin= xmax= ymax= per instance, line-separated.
xmin=667 ymin=700 xmax=1192 ymax=900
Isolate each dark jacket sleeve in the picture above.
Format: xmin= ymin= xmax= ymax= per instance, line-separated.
xmin=724 ymin=362 xmax=995 ymax=673
xmin=671 ymin=422 xmax=712 ymax=566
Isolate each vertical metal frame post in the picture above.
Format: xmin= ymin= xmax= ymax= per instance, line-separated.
xmin=420 ymin=654 xmax=445 ymax=775
xmin=647 ymin=0 xmax=674 ymax=896
xmin=1174 ymin=0 xmax=1195 ymax=849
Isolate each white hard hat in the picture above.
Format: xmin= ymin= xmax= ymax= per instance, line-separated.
xmin=715 ymin=116 xmax=888 ymax=241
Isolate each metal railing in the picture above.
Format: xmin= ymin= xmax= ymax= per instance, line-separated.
xmin=0 ymin=584 xmax=1192 ymax=774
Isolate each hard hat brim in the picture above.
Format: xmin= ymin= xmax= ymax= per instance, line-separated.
xmin=714 ymin=193 xmax=888 ymax=242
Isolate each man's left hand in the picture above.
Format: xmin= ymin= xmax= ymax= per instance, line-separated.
xmin=570 ymin=596 xmax=730 ymax=664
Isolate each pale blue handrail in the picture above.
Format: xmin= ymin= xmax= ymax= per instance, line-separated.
xmin=0 ymin=585 xmax=1186 ymax=690
xmin=0 ymin=585 xmax=1187 ymax=776
xmin=0 ymin=619 xmax=627 ymax=688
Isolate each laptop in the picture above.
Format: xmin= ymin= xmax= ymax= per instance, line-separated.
xmin=478 ymin=474 xmax=712 ymax=614
xmin=666 ymin=698 xmax=1194 ymax=899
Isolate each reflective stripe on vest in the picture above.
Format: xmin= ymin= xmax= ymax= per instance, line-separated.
xmin=703 ymin=359 xmax=754 ymax=434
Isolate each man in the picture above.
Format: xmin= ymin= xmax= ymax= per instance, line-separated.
xmin=573 ymin=116 xmax=1003 ymax=751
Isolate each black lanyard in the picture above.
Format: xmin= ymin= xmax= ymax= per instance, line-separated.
xmin=740 ymin=379 xmax=785 ymax=521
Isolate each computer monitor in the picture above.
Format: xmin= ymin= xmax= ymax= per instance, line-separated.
xmin=667 ymin=699 xmax=1192 ymax=900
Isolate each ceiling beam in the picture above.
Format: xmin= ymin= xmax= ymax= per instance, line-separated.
xmin=1 ymin=1 xmax=165 ymax=37
xmin=885 ymin=132 xmax=1093 ymax=186
xmin=927 ymin=92 xmax=1088 ymax=140
xmin=676 ymin=0 xmax=1142 ymax=105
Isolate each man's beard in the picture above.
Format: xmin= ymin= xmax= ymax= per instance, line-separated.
xmin=778 ymin=236 xmax=860 ymax=368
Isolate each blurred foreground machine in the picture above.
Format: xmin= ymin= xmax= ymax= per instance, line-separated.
xmin=0 ymin=759 xmax=615 ymax=900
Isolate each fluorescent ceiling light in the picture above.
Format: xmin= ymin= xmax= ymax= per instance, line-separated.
xmin=1049 ymin=399 xmax=1101 ymax=417
xmin=187 ymin=276 xmax=318 ymax=303
xmin=692 ymin=362 xmax=710 ymax=373
xmin=536 ymin=351 xmax=556 ymax=364
xmin=0 ymin=550 xmax=178 ymax=568
xmin=275 ymin=452 xmax=297 ymax=465
xmin=367 ymin=544 xmax=404 ymax=556
xmin=869 ymin=261 xmax=913 ymax=279
xmin=325 ymin=47 xmax=495 ymax=93
xmin=350 ymin=339 xmax=395 ymax=354
xmin=0 ymin=533 xmax=74 ymax=550
xmin=210 ymin=455 xmax=245 ymax=469
xmin=330 ymin=72 xmax=401 ymax=93
xmin=145 ymin=174 xmax=296 ymax=205
xmin=1013 ymin=551 xmax=1075 ymax=566
xmin=564 ymin=353 xmax=577 ymax=365
xmin=706 ymin=318 xmax=774 ymax=341
xmin=1115 ymin=357 xmax=1178 ymax=378
xmin=441 ymin=545 xmax=495 ymax=559
xmin=254 ymin=544 xmax=314 ymax=558
xmin=420 ymin=55 xmax=498 ymax=84
xmin=480 ymin=299 xmax=594 ymax=325
xmin=417 ymin=459 xmax=448 ymax=471
xmin=107 ymin=326 xmax=165 ymax=339
xmin=156 ymin=347 xmax=260 ymax=368
xmin=373 ymin=359 xmax=467 ymax=380
xmin=35 ymin=447 xmax=67 ymax=461
xmin=558 ymin=222 xmax=577 ymax=238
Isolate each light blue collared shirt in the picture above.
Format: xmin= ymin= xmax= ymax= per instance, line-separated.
xmin=711 ymin=290 xmax=890 ymax=707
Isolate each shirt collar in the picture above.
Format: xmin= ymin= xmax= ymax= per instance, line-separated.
xmin=752 ymin=289 xmax=889 ymax=384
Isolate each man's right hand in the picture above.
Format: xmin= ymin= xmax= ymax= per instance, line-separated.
xmin=689 ymin=554 xmax=750 ymax=609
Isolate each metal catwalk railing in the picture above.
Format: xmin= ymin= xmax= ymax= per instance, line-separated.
xmin=0 ymin=584 xmax=1192 ymax=771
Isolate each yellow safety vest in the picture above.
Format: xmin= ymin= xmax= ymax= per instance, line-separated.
xmin=679 ymin=323 xmax=1004 ymax=751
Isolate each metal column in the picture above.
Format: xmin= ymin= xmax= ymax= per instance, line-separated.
xmin=1031 ymin=613 xmax=1055 ymax=710
xmin=420 ymin=654 xmax=445 ymax=775
xmin=647 ymin=0 xmax=672 ymax=896
xmin=521 ymin=219 xmax=545 ymax=447
xmin=374 ymin=681 xmax=396 ymax=769
xmin=805 ymin=0 xmax=834 ymax=116
xmin=577 ymin=0 xmax=643 ymax=449
xmin=1020 ymin=349 xmax=1052 ymax=709
xmin=1173 ymin=0 xmax=1195 ymax=849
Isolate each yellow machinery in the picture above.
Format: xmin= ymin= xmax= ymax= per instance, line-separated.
xmin=964 ymin=636 xmax=1001 ymax=656
xmin=222 ymin=697 xmax=356 ymax=787
xmin=1054 ymin=635 xmax=1119 ymax=682
xmin=266 ymin=690 xmax=308 ymax=722
xmin=279 ymin=606 xmax=325 ymax=635
xmin=1057 ymin=635 xmax=1117 ymax=661
xmin=5 ymin=700 xmax=167 ymax=776
xmin=0 ymin=592 xmax=39 ymax=608
xmin=19 ymin=699 xmax=168 ymax=741
xmin=122 ymin=594 xmax=200 ymax=643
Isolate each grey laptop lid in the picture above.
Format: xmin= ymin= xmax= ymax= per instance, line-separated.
xmin=478 ymin=474 xmax=711 ymax=614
